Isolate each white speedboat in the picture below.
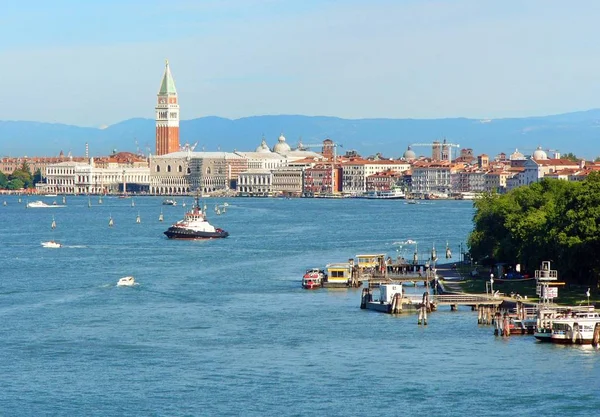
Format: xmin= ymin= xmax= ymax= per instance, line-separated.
xmin=41 ymin=241 xmax=62 ymax=248
xmin=28 ymin=200 xmax=65 ymax=208
xmin=117 ymin=276 xmax=136 ymax=286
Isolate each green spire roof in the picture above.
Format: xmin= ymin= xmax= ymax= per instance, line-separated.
xmin=158 ymin=59 xmax=177 ymax=95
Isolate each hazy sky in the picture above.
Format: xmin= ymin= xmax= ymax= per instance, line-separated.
xmin=1 ymin=0 xmax=600 ymax=127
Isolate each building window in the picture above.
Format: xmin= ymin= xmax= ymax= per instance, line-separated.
xmin=167 ymin=165 xmax=172 ymax=172
xmin=178 ymin=165 xmax=183 ymax=173
xmin=156 ymin=165 xmax=161 ymax=172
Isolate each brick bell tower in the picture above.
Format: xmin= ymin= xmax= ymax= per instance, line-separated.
xmin=155 ymin=59 xmax=180 ymax=155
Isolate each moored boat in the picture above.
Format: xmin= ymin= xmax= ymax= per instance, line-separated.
xmin=164 ymin=196 xmax=228 ymax=240
xmin=302 ymin=268 xmax=325 ymax=289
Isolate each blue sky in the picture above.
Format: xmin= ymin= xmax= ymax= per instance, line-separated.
xmin=1 ymin=0 xmax=600 ymax=127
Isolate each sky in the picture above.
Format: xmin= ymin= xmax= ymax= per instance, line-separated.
xmin=1 ymin=0 xmax=600 ymax=127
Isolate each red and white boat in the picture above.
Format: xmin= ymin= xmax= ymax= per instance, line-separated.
xmin=302 ymin=268 xmax=325 ymax=289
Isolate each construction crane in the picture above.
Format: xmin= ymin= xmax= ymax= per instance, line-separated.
xmin=296 ymin=139 xmax=343 ymax=162
xmin=410 ymin=139 xmax=460 ymax=163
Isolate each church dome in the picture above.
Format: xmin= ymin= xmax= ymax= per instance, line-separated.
xmin=403 ymin=146 xmax=416 ymax=161
xmin=533 ymin=146 xmax=548 ymax=160
xmin=510 ymin=149 xmax=525 ymax=160
xmin=255 ymin=138 xmax=272 ymax=153
xmin=273 ymin=133 xmax=291 ymax=153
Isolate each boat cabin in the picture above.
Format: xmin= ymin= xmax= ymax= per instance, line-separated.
xmin=326 ymin=263 xmax=353 ymax=284
xmin=379 ymin=284 xmax=404 ymax=304
xmin=355 ymin=254 xmax=386 ymax=271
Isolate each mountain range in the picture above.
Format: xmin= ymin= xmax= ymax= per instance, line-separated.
xmin=2 ymin=110 xmax=600 ymax=159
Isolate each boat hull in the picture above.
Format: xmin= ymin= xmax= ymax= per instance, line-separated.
xmin=164 ymin=227 xmax=229 ymax=239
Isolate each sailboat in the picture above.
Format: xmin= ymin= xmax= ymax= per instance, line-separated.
xmin=62 ymin=196 xmax=66 ymax=205
xmin=88 ymin=197 xmax=92 ymax=208
xmin=99 ymin=195 xmax=103 ymax=204
xmin=42 ymin=216 xmax=61 ymax=248
xmin=159 ymin=209 xmax=164 ymax=222
xmin=182 ymin=200 xmax=186 ymax=208
xmin=109 ymin=215 xmax=114 ymax=227
xmin=136 ymin=212 xmax=141 ymax=223
xmin=18 ymin=197 xmax=22 ymax=203
xmin=2 ymin=201 xmax=6 ymax=206
xmin=131 ymin=198 xmax=135 ymax=207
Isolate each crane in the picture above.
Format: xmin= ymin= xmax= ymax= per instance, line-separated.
xmin=296 ymin=138 xmax=343 ymax=162
xmin=410 ymin=139 xmax=460 ymax=163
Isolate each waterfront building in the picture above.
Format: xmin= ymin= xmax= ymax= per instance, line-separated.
xmin=410 ymin=160 xmax=462 ymax=196
xmin=149 ymin=151 xmax=243 ymax=195
xmin=452 ymin=166 xmax=486 ymax=193
xmin=365 ymin=169 xmax=404 ymax=192
xmin=271 ymin=166 xmax=304 ymax=196
xmin=0 ymin=153 xmax=87 ymax=177
xmin=341 ymin=159 xmax=367 ymax=195
xmin=303 ymin=164 xmax=342 ymax=195
xmin=484 ymin=169 xmax=512 ymax=193
xmin=43 ymin=155 xmax=150 ymax=194
xmin=155 ymin=60 xmax=180 ymax=156
xmin=237 ymin=169 xmax=272 ymax=196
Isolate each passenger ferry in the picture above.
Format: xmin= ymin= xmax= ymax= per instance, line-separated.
xmin=362 ymin=187 xmax=405 ymax=200
xmin=302 ymin=268 xmax=325 ymax=289
xmin=546 ymin=314 xmax=600 ymax=345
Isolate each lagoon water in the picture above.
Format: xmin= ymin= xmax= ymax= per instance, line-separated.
xmin=1 ymin=196 xmax=598 ymax=416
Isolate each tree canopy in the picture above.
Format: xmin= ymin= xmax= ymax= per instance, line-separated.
xmin=468 ymin=173 xmax=600 ymax=288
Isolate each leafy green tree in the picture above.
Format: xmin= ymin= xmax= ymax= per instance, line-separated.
xmin=7 ymin=178 xmax=24 ymax=190
xmin=0 ymin=172 xmax=7 ymax=189
xmin=33 ymin=168 xmax=43 ymax=185
xmin=468 ymin=175 xmax=600 ymax=288
xmin=562 ymin=152 xmax=578 ymax=162
xmin=9 ymin=169 xmax=33 ymax=189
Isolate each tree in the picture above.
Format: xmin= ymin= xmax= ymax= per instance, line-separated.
xmin=562 ymin=152 xmax=578 ymax=162
xmin=7 ymin=178 xmax=24 ymax=190
xmin=0 ymin=172 xmax=7 ymax=189
xmin=9 ymin=169 xmax=33 ymax=189
xmin=468 ymin=176 xmax=600 ymax=288
xmin=33 ymin=168 xmax=43 ymax=185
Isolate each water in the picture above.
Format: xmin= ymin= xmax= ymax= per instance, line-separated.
xmin=1 ymin=197 xmax=598 ymax=416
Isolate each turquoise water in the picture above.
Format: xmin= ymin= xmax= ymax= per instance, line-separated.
xmin=1 ymin=196 xmax=598 ymax=416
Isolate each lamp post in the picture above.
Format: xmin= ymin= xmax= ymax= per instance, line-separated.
xmin=459 ymin=242 xmax=463 ymax=264
xmin=490 ymin=273 xmax=494 ymax=295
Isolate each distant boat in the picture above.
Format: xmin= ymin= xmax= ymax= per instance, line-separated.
xmin=109 ymin=215 xmax=114 ymax=227
xmin=163 ymin=199 xmax=177 ymax=206
xmin=62 ymin=196 xmax=66 ymax=204
xmin=88 ymin=197 xmax=92 ymax=208
xmin=136 ymin=213 xmax=141 ymax=224
xmin=41 ymin=241 xmax=61 ymax=248
xmin=361 ymin=187 xmax=405 ymax=200
xmin=51 ymin=216 xmax=56 ymax=230
xmin=159 ymin=210 xmax=164 ymax=222
xmin=117 ymin=276 xmax=136 ymax=287
xmin=45 ymin=194 xmax=57 ymax=197
xmin=2 ymin=201 xmax=6 ymax=206
xmin=27 ymin=201 xmax=65 ymax=208
xmin=131 ymin=199 xmax=135 ymax=207
xmin=98 ymin=196 xmax=103 ymax=204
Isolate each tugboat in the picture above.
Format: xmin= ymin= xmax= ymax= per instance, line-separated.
xmin=164 ymin=196 xmax=229 ymax=239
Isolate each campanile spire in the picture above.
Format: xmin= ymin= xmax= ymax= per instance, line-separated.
xmin=155 ymin=59 xmax=180 ymax=155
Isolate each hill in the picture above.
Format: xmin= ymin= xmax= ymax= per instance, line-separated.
xmin=2 ymin=111 xmax=600 ymax=158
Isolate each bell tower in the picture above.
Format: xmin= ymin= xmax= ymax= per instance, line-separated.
xmin=155 ymin=59 xmax=180 ymax=155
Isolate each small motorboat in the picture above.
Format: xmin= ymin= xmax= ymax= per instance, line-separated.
xmin=117 ymin=276 xmax=136 ymax=287
xmin=162 ymin=199 xmax=177 ymax=206
xmin=41 ymin=241 xmax=62 ymax=248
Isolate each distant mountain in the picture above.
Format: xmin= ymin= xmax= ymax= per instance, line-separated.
xmin=2 ymin=111 xmax=600 ymax=159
